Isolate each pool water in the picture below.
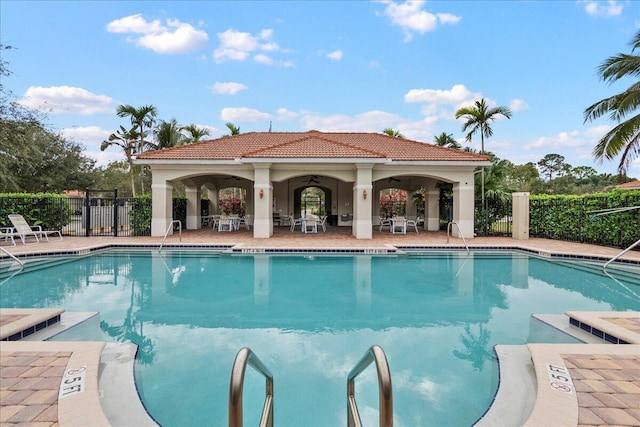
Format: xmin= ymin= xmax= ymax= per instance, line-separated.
xmin=1 ymin=251 xmax=639 ymax=426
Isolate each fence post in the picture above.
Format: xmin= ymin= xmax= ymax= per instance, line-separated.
xmin=113 ymin=188 xmax=119 ymax=237
xmin=85 ymin=188 xmax=91 ymax=237
xmin=512 ymin=192 xmax=530 ymax=240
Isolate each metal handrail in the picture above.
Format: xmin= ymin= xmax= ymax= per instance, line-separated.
xmin=446 ymin=221 xmax=470 ymax=254
xmin=603 ymin=237 xmax=640 ymax=272
xmin=229 ymin=347 xmax=274 ymax=427
xmin=347 ymin=345 xmax=393 ymax=427
xmin=1 ymin=247 xmax=24 ymax=268
xmin=158 ymin=220 xmax=182 ymax=252
xmin=586 ymin=205 xmax=640 ymax=272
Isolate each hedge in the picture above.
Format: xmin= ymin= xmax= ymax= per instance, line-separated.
xmin=530 ymin=190 xmax=640 ymax=248
xmin=0 ymin=193 xmax=72 ymax=230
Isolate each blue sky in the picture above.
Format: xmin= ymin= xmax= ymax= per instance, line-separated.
xmin=2 ymin=0 xmax=639 ymax=178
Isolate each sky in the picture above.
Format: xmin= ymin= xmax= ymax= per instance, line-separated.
xmin=2 ymin=0 xmax=640 ymax=179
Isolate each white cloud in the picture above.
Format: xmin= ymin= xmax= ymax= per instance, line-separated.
xmin=584 ymin=124 xmax=611 ymax=139
xmin=275 ymin=108 xmax=299 ymax=121
xmin=525 ymin=130 xmax=583 ymax=150
xmin=254 ymin=53 xmax=274 ymax=65
xmin=579 ymin=0 xmax=624 ymax=17
xmin=18 ymin=86 xmax=113 ymax=114
xmin=106 ymin=14 xmax=208 ymax=54
xmin=214 ymin=28 xmax=286 ymax=64
xmin=404 ymin=84 xmax=475 ymax=104
xmin=327 ymin=50 xmax=343 ymax=61
xmin=221 ymin=107 xmax=271 ymax=122
xmin=380 ymin=0 xmax=460 ymax=42
xmin=208 ymin=82 xmax=248 ymax=95
xmin=509 ymin=98 xmax=529 ymax=112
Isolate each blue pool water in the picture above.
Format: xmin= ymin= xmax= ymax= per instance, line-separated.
xmin=1 ymin=251 xmax=639 ymax=426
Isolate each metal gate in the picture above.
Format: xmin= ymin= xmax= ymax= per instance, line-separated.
xmin=83 ymin=188 xmax=122 ymax=237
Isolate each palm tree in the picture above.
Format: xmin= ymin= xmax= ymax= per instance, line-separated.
xmin=101 ymin=125 xmax=140 ymax=196
xmin=155 ymin=118 xmax=185 ymax=149
xmin=455 ymin=98 xmax=513 ymax=210
xmin=382 ymin=128 xmax=405 ymax=138
xmin=433 ymin=132 xmax=461 ymax=149
xmin=584 ymin=30 xmax=640 ymax=174
xmin=117 ymin=104 xmax=157 ymax=194
xmin=183 ymin=124 xmax=210 ymax=144
xmin=225 ymin=122 xmax=240 ymax=136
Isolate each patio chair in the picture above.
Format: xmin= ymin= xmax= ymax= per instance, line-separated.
xmin=406 ymin=217 xmax=419 ymax=233
xmin=218 ymin=216 xmax=233 ymax=232
xmin=290 ymin=216 xmax=302 ymax=232
xmin=378 ymin=216 xmax=391 ymax=232
xmin=318 ymin=215 xmax=327 ymax=232
xmin=238 ymin=215 xmax=252 ymax=230
xmin=8 ymin=214 xmax=62 ymax=243
xmin=1 ymin=227 xmax=18 ymax=246
xmin=391 ymin=216 xmax=407 ymax=234
xmin=303 ymin=215 xmax=318 ymax=233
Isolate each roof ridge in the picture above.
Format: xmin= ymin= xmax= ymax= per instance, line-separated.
xmin=241 ymin=132 xmax=388 ymax=158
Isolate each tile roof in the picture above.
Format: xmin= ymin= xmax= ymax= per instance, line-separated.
xmin=136 ymin=131 xmax=489 ymax=162
xmin=616 ymin=180 xmax=640 ymax=190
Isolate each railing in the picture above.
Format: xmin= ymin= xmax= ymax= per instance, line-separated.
xmin=587 ymin=205 xmax=640 ymax=272
xmin=0 ymin=247 xmax=24 ymax=268
xmin=446 ymin=221 xmax=470 ymax=254
xmin=229 ymin=347 xmax=274 ymax=427
xmin=158 ymin=220 xmax=182 ymax=252
xmin=347 ymin=345 xmax=393 ymax=427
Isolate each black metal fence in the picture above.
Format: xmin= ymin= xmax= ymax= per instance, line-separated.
xmin=474 ymin=197 xmax=513 ymax=237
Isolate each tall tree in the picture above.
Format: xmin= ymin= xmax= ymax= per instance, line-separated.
xmin=101 ymin=125 xmax=139 ymax=196
xmin=455 ymin=98 xmax=513 ymax=207
xmin=155 ymin=118 xmax=184 ymax=149
xmin=433 ymin=132 xmax=461 ymax=149
xmin=584 ymin=30 xmax=640 ymax=174
xmin=183 ymin=123 xmax=210 ymax=144
xmin=116 ymin=104 xmax=157 ymax=194
xmin=225 ymin=122 xmax=240 ymax=136
xmin=537 ymin=153 xmax=569 ymax=181
xmin=382 ymin=128 xmax=405 ymax=138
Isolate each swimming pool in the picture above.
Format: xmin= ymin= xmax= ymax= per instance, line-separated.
xmin=1 ymin=250 xmax=639 ymax=426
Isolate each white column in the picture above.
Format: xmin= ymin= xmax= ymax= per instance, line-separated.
xmin=185 ymin=185 xmax=201 ymax=230
xmin=512 ymin=192 xmax=530 ymax=240
xmin=151 ymin=181 xmax=174 ymax=237
xmin=426 ymin=189 xmax=440 ymax=231
xmin=452 ymin=178 xmax=475 ymax=239
xmin=353 ymin=164 xmax=373 ymax=239
xmin=253 ymin=164 xmax=272 ymax=238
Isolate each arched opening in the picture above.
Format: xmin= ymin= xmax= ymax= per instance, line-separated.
xmin=292 ymin=186 xmax=333 ymax=219
xmin=218 ymin=187 xmax=246 ymax=216
xmin=379 ymin=188 xmax=407 ymax=218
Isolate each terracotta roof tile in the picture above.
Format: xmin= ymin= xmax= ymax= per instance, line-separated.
xmin=136 ymin=131 xmax=489 ymax=162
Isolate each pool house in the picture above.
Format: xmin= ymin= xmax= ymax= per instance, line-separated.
xmin=135 ymin=130 xmax=491 ymax=239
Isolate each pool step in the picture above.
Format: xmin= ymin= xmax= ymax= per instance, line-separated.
xmin=0 ymin=308 xmax=65 ymax=341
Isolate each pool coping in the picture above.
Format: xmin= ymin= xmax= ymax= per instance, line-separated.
xmin=476 ymin=311 xmax=640 ymax=427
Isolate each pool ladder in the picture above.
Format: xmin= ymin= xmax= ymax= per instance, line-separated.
xmin=228 ymin=345 xmax=393 ymax=427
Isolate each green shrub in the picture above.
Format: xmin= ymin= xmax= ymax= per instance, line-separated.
xmin=0 ymin=193 xmax=72 ymax=230
xmin=530 ymin=190 xmax=640 ymax=248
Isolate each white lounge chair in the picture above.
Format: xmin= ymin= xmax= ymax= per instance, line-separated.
xmin=1 ymin=227 xmax=18 ymax=246
xmin=8 ymin=214 xmax=62 ymax=244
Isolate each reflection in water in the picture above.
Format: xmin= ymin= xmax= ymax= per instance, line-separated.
xmin=453 ymin=323 xmax=493 ymax=371
xmin=1 ymin=251 xmax=639 ymax=427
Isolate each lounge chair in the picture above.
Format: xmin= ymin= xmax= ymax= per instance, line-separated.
xmin=8 ymin=214 xmax=62 ymax=244
xmin=1 ymin=227 xmax=18 ymax=246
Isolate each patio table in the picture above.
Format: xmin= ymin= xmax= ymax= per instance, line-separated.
xmin=391 ymin=217 xmax=407 ymax=234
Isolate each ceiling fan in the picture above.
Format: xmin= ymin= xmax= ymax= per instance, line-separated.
xmin=224 ymin=176 xmax=242 ymax=181
xmin=387 ymin=177 xmax=401 ymax=183
xmin=302 ymin=175 xmax=320 ymax=184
